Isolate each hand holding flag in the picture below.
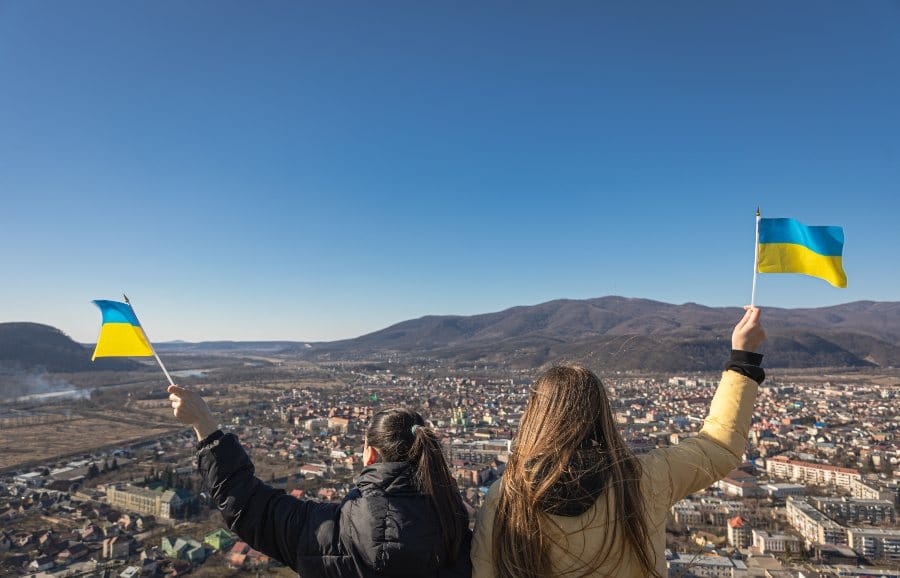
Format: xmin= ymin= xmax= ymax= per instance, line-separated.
xmin=732 ymin=307 xmax=765 ymax=352
xmin=168 ymin=384 xmax=218 ymax=441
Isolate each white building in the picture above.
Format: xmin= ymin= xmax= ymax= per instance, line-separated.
xmin=672 ymin=502 xmax=703 ymax=526
xmin=812 ymin=497 xmax=896 ymax=525
xmin=105 ymin=484 xmax=188 ymax=520
xmin=667 ymin=552 xmax=748 ymax=577
xmin=727 ymin=516 xmax=752 ymax=549
xmin=751 ymin=529 xmax=802 ymax=555
xmin=298 ymin=463 xmax=328 ymax=477
xmin=786 ymin=497 xmax=847 ymax=546
xmin=851 ymin=478 xmax=898 ymax=502
xmin=847 ymin=528 xmax=900 ymax=563
xmin=765 ymin=455 xmax=860 ymax=489
xmin=760 ymin=483 xmax=806 ymax=499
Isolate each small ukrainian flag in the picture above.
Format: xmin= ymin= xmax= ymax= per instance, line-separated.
xmin=757 ymin=218 xmax=847 ymax=288
xmin=91 ymin=300 xmax=155 ymax=361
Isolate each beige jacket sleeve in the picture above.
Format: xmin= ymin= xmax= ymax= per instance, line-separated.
xmin=471 ymin=481 xmax=499 ymax=578
xmin=642 ymin=369 xmax=759 ymax=505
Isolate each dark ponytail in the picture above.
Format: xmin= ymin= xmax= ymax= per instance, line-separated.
xmin=367 ymin=409 xmax=467 ymax=565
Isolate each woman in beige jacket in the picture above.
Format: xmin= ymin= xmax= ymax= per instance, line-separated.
xmin=471 ymin=307 xmax=766 ymax=578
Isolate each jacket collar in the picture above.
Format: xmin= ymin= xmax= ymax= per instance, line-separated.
xmin=356 ymin=461 xmax=419 ymax=495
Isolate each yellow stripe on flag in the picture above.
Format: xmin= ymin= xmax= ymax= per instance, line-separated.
xmin=92 ymin=323 xmax=154 ymax=360
xmin=758 ymin=242 xmax=847 ymax=288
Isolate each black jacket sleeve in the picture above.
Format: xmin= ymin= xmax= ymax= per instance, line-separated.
xmin=196 ymin=431 xmax=339 ymax=571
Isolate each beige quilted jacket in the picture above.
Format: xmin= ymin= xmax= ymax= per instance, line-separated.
xmin=471 ymin=370 xmax=759 ymax=578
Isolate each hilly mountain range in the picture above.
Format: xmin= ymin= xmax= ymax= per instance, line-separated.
xmin=0 ymin=323 xmax=141 ymax=373
xmin=289 ymin=297 xmax=900 ymax=371
xmin=1 ymin=298 xmax=899 ymax=373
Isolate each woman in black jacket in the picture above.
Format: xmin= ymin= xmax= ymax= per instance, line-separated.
xmin=168 ymin=385 xmax=472 ymax=577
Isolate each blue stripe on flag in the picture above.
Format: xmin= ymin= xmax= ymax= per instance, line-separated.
xmin=93 ymin=300 xmax=142 ymax=326
xmin=759 ymin=218 xmax=844 ymax=257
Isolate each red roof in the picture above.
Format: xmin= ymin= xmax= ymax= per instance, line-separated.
xmin=727 ymin=516 xmax=745 ymax=529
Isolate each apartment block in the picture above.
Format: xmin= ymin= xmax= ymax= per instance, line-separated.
xmin=786 ymin=497 xmax=847 ymax=546
xmin=766 ymin=456 xmax=861 ymax=489
xmin=846 ymin=528 xmax=900 ymax=563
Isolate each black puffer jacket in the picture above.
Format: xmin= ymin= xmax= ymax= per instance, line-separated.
xmin=197 ymin=431 xmax=472 ymax=577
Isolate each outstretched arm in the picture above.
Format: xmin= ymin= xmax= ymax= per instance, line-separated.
xmin=644 ymin=307 xmax=766 ymax=504
xmin=168 ymin=385 xmax=336 ymax=570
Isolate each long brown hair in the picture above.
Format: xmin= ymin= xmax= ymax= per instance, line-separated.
xmin=366 ymin=408 xmax=468 ymax=565
xmin=492 ymin=366 xmax=660 ymax=578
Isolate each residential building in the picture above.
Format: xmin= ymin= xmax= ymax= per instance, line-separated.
xmin=101 ymin=536 xmax=131 ymax=559
xmin=765 ymin=456 xmax=861 ymax=489
xmin=751 ymin=529 xmax=802 ymax=555
xmin=727 ymin=516 xmax=753 ymax=549
xmin=105 ymin=483 xmax=193 ymax=520
xmin=672 ymin=502 xmax=703 ymax=527
xmin=786 ymin=497 xmax=848 ymax=546
xmin=846 ymin=528 xmax=900 ymax=563
xmin=667 ymin=552 xmax=748 ymax=577
xmin=761 ymin=483 xmax=806 ymax=499
xmin=299 ymin=463 xmax=328 ymax=477
xmin=161 ymin=536 xmax=206 ymax=564
xmin=811 ymin=497 xmax=896 ymax=525
xmin=328 ymin=416 xmax=350 ymax=432
xmin=851 ymin=478 xmax=898 ymax=502
xmin=204 ymin=528 xmax=237 ymax=552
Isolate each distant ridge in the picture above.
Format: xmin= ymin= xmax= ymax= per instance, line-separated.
xmin=0 ymin=322 xmax=141 ymax=373
xmin=3 ymin=298 xmax=900 ymax=372
xmin=155 ymin=340 xmax=299 ymax=353
xmin=289 ymin=297 xmax=900 ymax=371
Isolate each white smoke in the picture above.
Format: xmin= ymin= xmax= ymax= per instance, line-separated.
xmin=0 ymin=368 xmax=87 ymax=403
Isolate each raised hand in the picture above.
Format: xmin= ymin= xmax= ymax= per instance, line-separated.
xmin=167 ymin=384 xmax=218 ymax=441
xmin=732 ymin=307 xmax=765 ymax=353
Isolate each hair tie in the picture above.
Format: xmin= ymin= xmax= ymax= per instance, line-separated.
xmin=411 ymin=424 xmax=421 ymax=435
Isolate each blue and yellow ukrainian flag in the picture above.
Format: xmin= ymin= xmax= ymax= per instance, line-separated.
xmin=758 ymin=218 xmax=847 ymax=288
xmin=91 ymin=300 xmax=155 ymax=361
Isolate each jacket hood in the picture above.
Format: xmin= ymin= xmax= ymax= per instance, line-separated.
xmin=535 ymin=447 xmax=608 ymax=517
xmin=356 ymin=461 xmax=420 ymax=494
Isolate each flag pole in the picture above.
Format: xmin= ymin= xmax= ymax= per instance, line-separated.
xmin=123 ymin=294 xmax=176 ymax=388
xmin=750 ymin=208 xmax=761 ymax=307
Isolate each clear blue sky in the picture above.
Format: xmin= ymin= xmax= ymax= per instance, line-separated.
xmin=1 ymin=1 xmax=898 ymax=342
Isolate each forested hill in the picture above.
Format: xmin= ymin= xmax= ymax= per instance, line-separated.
xmin=289 ymin=298 xmax=900 ymax=370
xmin=0 ymin=322 xmax=140 ymax=372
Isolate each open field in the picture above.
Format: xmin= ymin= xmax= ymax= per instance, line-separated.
xmin=0 ymin=357 xmax=350 ymax=472
xmin=0 ymin=413 xmax=179 ymax=471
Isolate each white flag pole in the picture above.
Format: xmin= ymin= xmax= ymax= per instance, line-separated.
xmin=123 ymin=294 xmax=176 ymax=388
xmin=750 ymin=208 xmax=761 ymax=308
